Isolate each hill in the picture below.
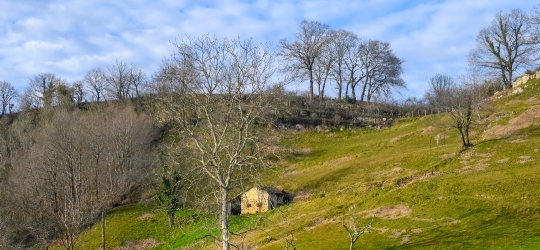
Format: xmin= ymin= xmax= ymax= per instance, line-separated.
xmin=52 ymin=78 xmax=540 ymax=249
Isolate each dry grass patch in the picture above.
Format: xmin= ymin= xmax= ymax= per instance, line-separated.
xmin=292 ymin=190 xmax=315 ymax=202
xmin=292 ymin=148 xmax=312 ymax=155
xmin=395 ymin=172 xmax=442 ymax=189
xmin=137 ymin=214 xmax=155 ymax=220
xmin=455 ymin=164 xmax=490 ymax=173
xmin=113 ymin=239 xmax=160 ymax=250
xmin=389 ymin=132 xmax=413 ymax=143
xmin=484 ymin=106 xmax=540 ymax=139
xmin=322 ymin=156 xmax=352 ymax=167
xmin=371 ymin=167 xmax=406 ymax=177
xmin=358 ymin=204 xmax=412 ymax=219
xmin=421 ymin=126 xmax=436 ymax=135
xmin=497 ymin=158 xmax=509 ymax=164
xmin=518 ymin=156 xmax=532 ymax=164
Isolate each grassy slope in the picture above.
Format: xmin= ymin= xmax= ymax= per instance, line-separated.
xmin=55 ymin=79 xmax=540 ymax=249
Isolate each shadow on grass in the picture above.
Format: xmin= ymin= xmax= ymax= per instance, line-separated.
xmin=385 ymin=215 xmax=540 ymax=250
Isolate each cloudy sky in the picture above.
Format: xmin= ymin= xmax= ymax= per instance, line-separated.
xmin=0 ymin=0 xmax=537 ymax=98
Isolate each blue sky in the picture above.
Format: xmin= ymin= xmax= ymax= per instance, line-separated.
xmin=0 ymin=0 xmax=537 ymax=98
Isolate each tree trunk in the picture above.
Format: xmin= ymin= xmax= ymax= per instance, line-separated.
xmin=309 ymin=66 xmax=314 ymax=105
xmin=221 ymin=186 xmax=230 ymax=250
xmin=101 ymin=211 xmax=105 ymax=250
xmin=360 ymin=82 xmax=368 ymax=104
xmin=168 ymin=212 xmax=175 ymax=228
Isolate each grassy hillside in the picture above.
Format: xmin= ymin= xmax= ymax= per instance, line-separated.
xmin=54 ymin=78 xmax=540 ymax=249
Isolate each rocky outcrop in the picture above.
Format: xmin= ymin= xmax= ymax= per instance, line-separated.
xmin=513 ymin=70 xmax=540 ymax=87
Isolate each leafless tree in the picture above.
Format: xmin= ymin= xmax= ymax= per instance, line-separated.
xmin=71 ymin=80 xmax=85 ymax=104
xmin=155 ymin=34 xmax=285 ymax=250
xmin=469 ymin=9 xmax=539 ymax=89
xmin=448 ymin=86 xmax=474 ymax=148
xmin=279 ymin=20 xmax=330 ymax=104
xmin=343 ymin=39 xmax=363 ymax=103
xmin=0 ymin=81 xmax=18 ymax=115
xmin=342 ymin=216 xmax=374 ymax=250
xmin=128 ymin=66 xmax=147 ymax=98
xmin=438 ymin=69 xmax=491 ymax=149
xmin=424 ymin=74 xmax=456 ymax=112
xmin=313 ymin=35 xmax=334 ymax=103
xmin=358 ymin=40 xmax=405 ymax=104
xmin=0 ymin=104 xmax=155 ymax=249
xmin=105 ymin=60 xmax=147 ymax=99
xmin=25 ymin=73 xmax=66 ymax=109
xmin=84 ymin=68 xmax=107 ymax=102
xmin=328 ymin=29 xmax=359 ymax=101
xmin=529 ymin=4 xmax=540 ymax=44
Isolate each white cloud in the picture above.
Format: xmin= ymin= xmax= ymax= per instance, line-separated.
xmin=0 ymin=0 xmax=537 ymax=95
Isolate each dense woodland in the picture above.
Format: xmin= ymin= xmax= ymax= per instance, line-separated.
xmin=1 ymin=5 xmax=540 ymax=249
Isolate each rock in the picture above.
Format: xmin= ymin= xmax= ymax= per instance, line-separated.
xmin=511 ymin=87 xmax=523 ymax=95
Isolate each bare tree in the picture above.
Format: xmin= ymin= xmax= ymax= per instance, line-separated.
xmin=328 ymin=29 xmax=359 ymax=101
xmin=0 ymin=81 xmax=18 ymax=115
xmin=84 ymin=68 xmax=107 ymax=102
xmin=343 ymin=40 xmax=364 ymax=103
xmin=313 ymin=35 xmax=334 ymax=103
xmin=358 ymin=40 xmax=405 ymax=104
xmin=128 ymin=66 xmax=147 ymax=98
xmin=105 ymin=59 xmax=132 ymax=100
xmin=342 ymin=216 xmax=374 ymax=250
xmin=448 ymin=86 xmax=474 ymax=148
xmin=26 ymin=73 xmax=66 ymax=108
xmin=279 ymin=20 xmax=330 ymax=104
xmin=156 ymin=35 xmax=284 ymax=250
xmin=424 ymin=74 xmax=456 ymax=113
xmin=71 ymin=80 xmax=85 ymax=105
xmin=443 ymin=69 xmax=491 ymax=149
xmin=530 ymin=4 xmax=540 ymax=45
xmin=469 ymin=9 xmax=539 ymax=89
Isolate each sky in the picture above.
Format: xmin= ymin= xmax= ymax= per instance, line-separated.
xmin=0 ymin=0 xmax=537 ymax=99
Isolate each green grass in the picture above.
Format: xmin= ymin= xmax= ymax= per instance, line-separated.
xmin=49 ymin=205 xmax=267 ymax=249
xmin=58 ymin=78 xmax=540 ymax=249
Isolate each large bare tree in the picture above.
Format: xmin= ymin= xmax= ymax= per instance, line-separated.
xmin=358 ymin=40 xmax=405 ymax=104
xmin=328 ymin=29 xmax=359 ymax=101
xmin=469 ymin=9 xmax=539 ymax=89
xmin=104 ymin=60 xmax=146 ymax=99
xmin=424 ymin=74 xmax=456 ymax=112
xmin=84 ymin=68 xmax=107 ymax=102
xmin=279 ymin=20 xmax=330 ymax=104
xmin=155 ymin=35 xmax=284 ymax=250
xmin=313 ymin=36 xmax=334 ymax=103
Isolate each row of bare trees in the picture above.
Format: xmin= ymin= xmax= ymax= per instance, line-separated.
xmin=0 ymin=105 xmax=155 ymax=249
xmin=279 ymin=20 xmax=405 ymax=105
xmin=0 ymin=60 xmax=148 ymax=115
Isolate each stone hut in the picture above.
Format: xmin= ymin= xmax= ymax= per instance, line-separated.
xmin=230 ymin=186 xmax=291 ymax=215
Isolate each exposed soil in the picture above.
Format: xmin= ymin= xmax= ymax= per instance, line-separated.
xmin=137 ymin=214 xmax=155 ymax=220
xmin=358 ymin=204 xmax=412 ymax=219
xmin=484 ymin=106 xmax=540 ymax=139
xmin=371 ymin=167 xmax=405 ymax=177
xmin=389 ymin=132 xmax=413 ymax=143
xmin=113 ymin=239 xmax=160 ymax=250
xmin=292 ymin=148 xmax=312 ymax=155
